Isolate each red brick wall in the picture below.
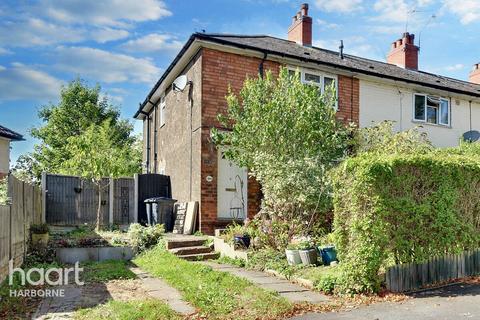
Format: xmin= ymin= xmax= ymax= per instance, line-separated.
xmin=200 ymin=48 xmax=280 ymax=234
xmin=199 ymin=47 xmax=360 ymax=234
xmin=337 ymin=75 xmax=360 ymax=124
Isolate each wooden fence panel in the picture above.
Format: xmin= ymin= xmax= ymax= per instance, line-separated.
xmin=112 ymin=178 xmax=134 ymax=225
xmin=10 ymin=176 xmax=25 ymax=269
xmin=387 ymin=249 xmax=480 ymax=292
xmin=0 ymin=205 xmax=10 ymax=281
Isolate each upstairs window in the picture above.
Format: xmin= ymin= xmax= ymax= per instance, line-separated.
xmin=413 ymin=94 xmax=449 ymax=126
xmin=289 ymin=67 xmax=338 ymax=109
xmin=160 ymin=94 xmax=166 ymax=127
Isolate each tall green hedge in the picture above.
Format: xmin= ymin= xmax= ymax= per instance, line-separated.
xmin=332 ymin=153 xmax=480 ymax=293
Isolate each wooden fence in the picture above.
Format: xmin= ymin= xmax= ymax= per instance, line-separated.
xmin=44 ymin=173 xmax=171 ymax=226
xmin=0 ymin=175 xmax=43 ymax=281
xmin=386 ymin=249 xmax=480 ymax=292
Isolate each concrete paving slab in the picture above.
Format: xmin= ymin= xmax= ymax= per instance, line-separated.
xmin=198 ymin=261 xmax=329 ymax=304
xmin=130 ymin=267 xmax=196 ymax=315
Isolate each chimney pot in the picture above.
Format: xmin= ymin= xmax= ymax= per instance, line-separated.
xmin=288 ymin=3 xmax=312 ymax=46
xmin=301 ymin=3 xmax=309 ymax=16
xmin=387 ymin=33 xmax=419 ymax=70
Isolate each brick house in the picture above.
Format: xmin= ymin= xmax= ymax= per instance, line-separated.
xmin=0 ymin=125 xmax=24 ymax=180
xmin=134 ymin=4 xmax=480 ymax=234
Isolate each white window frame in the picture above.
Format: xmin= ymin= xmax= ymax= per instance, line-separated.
xmin=288 ymin=67 xmax=338 ymax=110
xmin=160 ymin=93 xmax=166 ymax=127
xmin=413 ymin=93 xmax=450 ymax=126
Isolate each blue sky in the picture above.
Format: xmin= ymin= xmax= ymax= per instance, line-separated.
xmin=1 ymin=0 xmax=479 ymax=164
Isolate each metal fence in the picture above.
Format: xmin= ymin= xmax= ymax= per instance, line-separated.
xmin=386 ymin=249 xmax=480 ymax=292
xmin=0 ymin=175 xmax=43 ymax=282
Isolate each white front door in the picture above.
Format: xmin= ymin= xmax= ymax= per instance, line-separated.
xmin=217 ymin=151 xmax=248 ymax=220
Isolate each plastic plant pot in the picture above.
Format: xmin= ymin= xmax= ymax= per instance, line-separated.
xmin=299 ymin=248 xmax=318 ymax=265
xmin=234 ymin=235 xmax=251 ymax=249
xmin=285 ymin=249 xmax=302 ymax=265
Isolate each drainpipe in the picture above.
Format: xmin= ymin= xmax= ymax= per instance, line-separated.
xmin=140 ymin=110 xmax=150 ymax=173
xmin=153 ymin=103 xmax=158 ymax=174
xmin=258 ymin=52 xmax=268 ymax=78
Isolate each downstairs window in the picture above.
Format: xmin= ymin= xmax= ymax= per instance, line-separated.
xmin=414 ymin=94 xmax=450 ymax=126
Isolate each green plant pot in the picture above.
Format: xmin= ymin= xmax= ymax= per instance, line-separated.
xmin=299 ymin=248 xmax=318 ymax=265
xmin=32 ymin=233 xmax=49 ymax=246
xmin=285 ymin=249 xmax=302 ymax=265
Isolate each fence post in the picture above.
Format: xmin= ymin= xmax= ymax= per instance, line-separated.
xmin=109 ymin=178 xmax=114 ymax=226
xmin=134 ymin=174 xmax=139 ymax=223
xmin=41 ymin=172 xmax=47 ymax=223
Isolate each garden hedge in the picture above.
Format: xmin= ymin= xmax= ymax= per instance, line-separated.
xmin=332 ymin=152 xmax=480 ymax=293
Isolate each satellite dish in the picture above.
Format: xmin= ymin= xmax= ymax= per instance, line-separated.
xmin=172 ymin=75 xmax=188 ymax=92
xmin=463 ymin=130 xmax=480 ymax=142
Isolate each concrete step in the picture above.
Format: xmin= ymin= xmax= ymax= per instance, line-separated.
xmin=169 ymin=246 xmax=213 ymax=256
xmin=178 ymin=252 xmax=220 ymax=261
xmin=166 ymin=239 xmax=206 ymax=249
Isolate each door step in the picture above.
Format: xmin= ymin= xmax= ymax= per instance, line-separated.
xmin=177 ymin=252 xmax=220 ymax=261
xmin=169 ymin=246 xmax=213 ymax=256
xmin=166 ymin=239 xmax=205 ymax=249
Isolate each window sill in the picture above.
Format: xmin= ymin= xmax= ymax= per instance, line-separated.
xmin=411 ymin=120 xmax=451 ymax=129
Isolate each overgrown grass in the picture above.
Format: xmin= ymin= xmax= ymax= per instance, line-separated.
xmin=75 ymin=299 xmax=180 ymax=320
xmin=82 ymin=260 xmax=136 ymax=283
xmin=134 ymin=245 xmax=293 ymax=320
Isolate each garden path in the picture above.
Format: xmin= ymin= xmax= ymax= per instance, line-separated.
xmin=199 ymin=261 xmax=329 ymax=304
xmin=129 ymin=266 xmax=196 ymax=315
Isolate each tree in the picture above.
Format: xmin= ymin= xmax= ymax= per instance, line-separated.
xmin=29 ymin=78 xmax=133 ymax=179
xmin=11 ymin=153 xmax=39 ymax=184
xmin=213 ymin=68 xmax=352 ymax=248
xmin=60 ymin=120 xmax=141 ymax=230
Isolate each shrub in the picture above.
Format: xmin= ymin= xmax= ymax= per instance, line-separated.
xmin=332 ymin=152 xmax=480 ymax=293
xmin=213 ymin=68 xmax=352 ymax=248
xmin=30 ymin=223 xmax=49 ymax=234
xmin=127 ymin=223 xmax=165 ymax=252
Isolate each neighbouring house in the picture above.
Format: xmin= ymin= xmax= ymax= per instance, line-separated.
xmin=0 ymin=125 xmax=24 ymax=180
xmin=134 ymin=3 xmax=480 ymax=234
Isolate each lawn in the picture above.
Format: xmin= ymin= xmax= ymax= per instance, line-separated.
xmin=81 ymin=260 xmax=136 ymax=282
xmin=75 ymin=299 xmax=180 ymax=320
xmin=134 ymin=245 xmax=294 ymax=320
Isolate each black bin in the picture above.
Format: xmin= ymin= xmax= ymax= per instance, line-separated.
xmin=144 ymin=197 xmax=177 ymax=231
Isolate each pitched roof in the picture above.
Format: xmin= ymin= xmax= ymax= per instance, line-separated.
xmin=0 ymin=125 xmax=24 ymax=141
xmin=135 ymin=32 xmax=480 ymax=118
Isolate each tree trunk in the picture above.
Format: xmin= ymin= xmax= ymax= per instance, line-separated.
xmin=96 ymin=183 xmax=102 ymax=231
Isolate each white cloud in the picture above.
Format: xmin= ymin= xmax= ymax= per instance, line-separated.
xmin=373 ymin=0 xmax=410 ymax=23
xmin=91 ymin=28 xmax=130 ymax=43
xmin=120 ymin=33 xmax=183 ymax=53
xmin=314 ymin=0 xmax=363 ymax=13
xmin=444 ymin=63 xmax=465 ymax=71
xmin=316 ymin=19 xmax=340 ymax=29
xmin=53 ymin=46 xmax=161 ymax=83
xmin=0 ymin=63 xmax=62 ymax=101
xmin=443 ymin=0 xmax=480 ymax=25
xmin=39 ymin=0 xmax=172 ymax=27
xmin=0 ymin=18 xmax=86 ymax=47
xmin=0 ymin=47 xmax=12 ymax=55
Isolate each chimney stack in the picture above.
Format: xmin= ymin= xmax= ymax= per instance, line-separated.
xmin=469 ymin=64 xmax=480 ymax=84
xmin=288 ymin=3 xmax=312 ymax=46
xmin=386 ymin=32 xmax=419 ymax=70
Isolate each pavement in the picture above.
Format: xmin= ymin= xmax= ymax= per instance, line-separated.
xmin=291 ymin=282 xmax=480 ymax=320
xmin=199 ymin=261 xmax=329 ymax=304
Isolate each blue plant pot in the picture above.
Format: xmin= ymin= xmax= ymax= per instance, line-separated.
xmin=319 ymin=245 xmax=337 ymax=266
xmin=234 ymin=235 xmax=250 ymax=248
